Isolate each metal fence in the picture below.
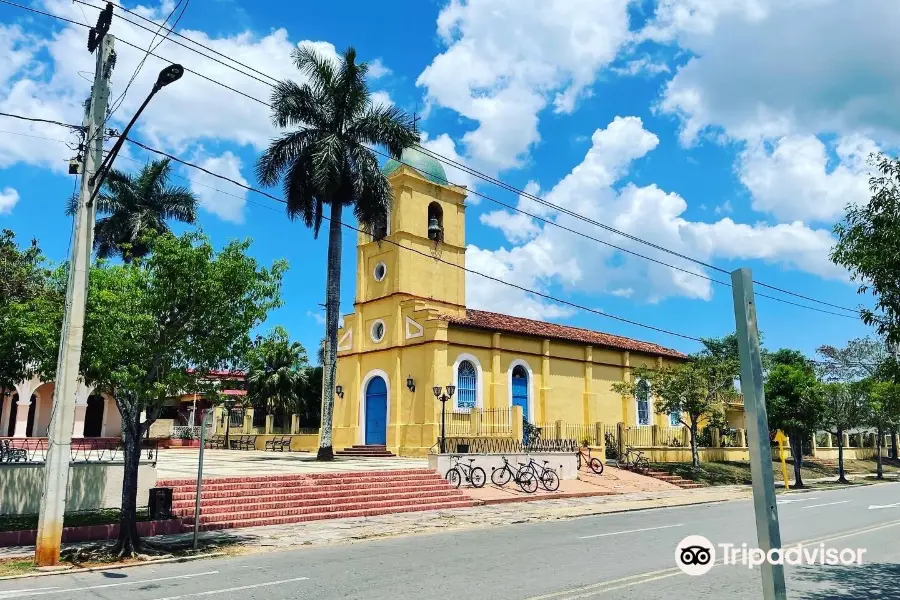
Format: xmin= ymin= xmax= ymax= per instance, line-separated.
xmin=433 ymin=436 xmax=578 ymax=455
xmin=171 ymin=425 xmax=212 ymax=439
xmin=624 ymin=426 xmax=653 ymax=447
xmin=444 ymin=408 xmax=513 ymax=437
xmin=0 ymin=438 xmax=158 ymax=464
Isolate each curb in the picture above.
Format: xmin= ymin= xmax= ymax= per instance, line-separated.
xmin=478 ymin=490 xmax=618 ymax=505
xmin=0 ymin=551 xmax=227 ymax=580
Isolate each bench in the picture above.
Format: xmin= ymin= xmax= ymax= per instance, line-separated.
xmin=264 ymin=436 xmax=291 ymax=452
xmin=230 ymin=435 xmax=255 ymax=450
xmin=0 ymin=440 xmax=27 ymax=463
xmin=205 ymin=434 xmax=226 ymax=449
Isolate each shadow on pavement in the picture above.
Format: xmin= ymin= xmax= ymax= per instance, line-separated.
xmin=792 ymin=562 xmax=900 ymax=599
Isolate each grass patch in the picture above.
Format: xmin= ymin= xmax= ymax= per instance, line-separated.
xmin=649 ymin=458 xmax=893 ymax=487
xmin=0 ymin=559 xmax=36 ymax=577
xmin=0 ymin=509 xmax=151 ymax=533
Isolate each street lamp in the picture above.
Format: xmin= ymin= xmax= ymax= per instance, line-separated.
xmin=88 ymin=63 xmax=184 ymax=204
xmin=432 ymin=385 xmax=456 ymax=454
xmin=222 ymin=398 xmax=236 ymax=450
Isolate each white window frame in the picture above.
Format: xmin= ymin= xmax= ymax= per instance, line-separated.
xmin=370 ymin=319 xmax=386 ymax=343
xmin=373 ymin=261 xmax=387 ymax=282
xmin=669 ymin=410 xmax=681 ymax=427
xmin=452 ymin=353 xmax=483 ymax=412
xmin=507 ymin=359 xmax=534 ymax=422
xmin=358 ymin=369 xmax=391 ymax=446
xmin=634 ymin=377 xmax=653 ymax=427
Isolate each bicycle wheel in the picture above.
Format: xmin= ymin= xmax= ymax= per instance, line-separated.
xmin=576 ymin=452 xmax=582 ymax=471
xmin=540 ymin=469 xmax=560 ymax=492
xmin=517 ymin=470 xmax=538 ymax=493
xmin=471 ymin=467 xmax=487 ymax=488
xmin=589 ymin=457 xmax=604 ymax=475
xmin=492 ymin=465 xmax=511 ymax=486
xmin=445 ymin=467 xmax=462 ymax=488
xmin=634 ymin=457 xmax=650 ymax=474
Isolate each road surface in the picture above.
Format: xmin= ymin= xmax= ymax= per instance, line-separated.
xmin=2 ymin=482 xmax=899 ymax=599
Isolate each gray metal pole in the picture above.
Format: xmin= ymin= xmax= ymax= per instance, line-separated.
xmin=34 ymin=34 xmax=115 ymax=567
xmin=193 ymin=409 xmax=210 ymax=550
xmin=731 ymin=268 xmax=787 ymax=600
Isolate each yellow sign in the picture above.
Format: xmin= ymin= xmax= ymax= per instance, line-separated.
xmin=774 ymin=430 xmax=790 ymax=490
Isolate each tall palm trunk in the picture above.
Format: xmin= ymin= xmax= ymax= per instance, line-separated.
xmin=318 ymin=201 xmax=343 ymax=460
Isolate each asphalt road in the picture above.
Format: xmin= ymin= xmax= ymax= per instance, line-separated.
xmin=2 ymin=482 xmax=899 ymax=600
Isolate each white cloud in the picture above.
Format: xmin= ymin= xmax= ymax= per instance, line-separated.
xmin=419 ymin=131 xmax=479 ymax=195
xmin=417 ymin=0 xmax=633 ymax=172
xmin=739 ymin=134 xmax=875 ymax=223
xmin=370 ymin=91 xmax=393 ymax=108
xmin=367 ymin=58 xmax=391 ymax=79
xmin=306 ymin=310 xmax=325 ymax=325
xmin=470 ymin=116 xmax=846 ymax=316
xmin=0 ymin=187 xmax=19 ymax=215
xmin=611 ymin=57 xmax=671 ymax=77
xmin=188 ymin=151 xmax=248 ymax=223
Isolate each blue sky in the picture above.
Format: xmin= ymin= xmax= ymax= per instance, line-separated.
xmin=1 ymin=0 xmax=892 ymax=360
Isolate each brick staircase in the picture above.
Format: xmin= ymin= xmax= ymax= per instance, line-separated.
xmin=160 ymin=469 xmax=476 ymax=531
xmin=335 ymin=445 xmax=396 ymax=457
xmin=644 ymin=469 xmax=705 ymax=489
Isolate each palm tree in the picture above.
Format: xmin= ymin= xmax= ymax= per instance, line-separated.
xmin=256 ymin=46 xmax=418 ymax=459
xmin=68 ymin=158 xmax=197 ymax=260
xmin=247 ymin=327 xmax=308 ymax=426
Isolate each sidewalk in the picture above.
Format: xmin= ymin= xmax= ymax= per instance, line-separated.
xmin=0 ymin=485 xmax=749 ymax=559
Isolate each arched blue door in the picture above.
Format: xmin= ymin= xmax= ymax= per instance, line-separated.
xmin=365 ymin=376 xmax=387 ymax=445
xmin=511 ymin=365 xmax=529 ymax=421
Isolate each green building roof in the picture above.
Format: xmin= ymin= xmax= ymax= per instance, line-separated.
xmin=382 ymin=147 xmax=448 ymax=186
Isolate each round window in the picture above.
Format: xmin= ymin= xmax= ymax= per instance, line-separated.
xmin=371 ymin=320 xmax=386 ymax=343
xmin=373 ymin=262 xmax=387 ymax=281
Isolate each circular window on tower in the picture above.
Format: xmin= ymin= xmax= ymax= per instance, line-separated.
xmin=373 ymin=261 xmax=387 ymax=282
xmin=370 ymin=320 xmax=386 ymax=343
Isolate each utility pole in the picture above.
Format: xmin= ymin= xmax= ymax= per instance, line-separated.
xmin=731 ymin=268 xmax=787 ymax=600
xmin=34 ymin=10 xmax=115 ymax=566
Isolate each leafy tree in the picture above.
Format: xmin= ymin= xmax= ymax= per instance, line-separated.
xmin=613 ymin=353 xmax=739 ymax=468
xmin=246 ymin=326 xmax=309 ymax=424
xmin=77 ymin=232 xmax=285 ymax=555
xmin=0 ymin=230 xmax=60 ymax=390
xmin=256 ymin=46 xmax=418 ymax=459
xmin=863 ymin=379 xmax=900 ymax=479
xmin=817 ymin=337 xmax=887 ymax=382
xmin=831 ymin=153 xmax=900 ymax=343
xmin=67 ymin=159 xmax=198 ymax=261
xmin=764 ymin=353 xmax=824 ymax=488
xmin=820 ymin=382 xmax=868 ymax=484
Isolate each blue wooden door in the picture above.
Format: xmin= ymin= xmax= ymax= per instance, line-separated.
xmin=511 ymin=366 xmax=529 ymax=422
xmin=365 ymin=376 xmax=387 ymax=445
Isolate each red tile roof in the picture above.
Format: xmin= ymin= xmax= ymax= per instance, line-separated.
xmin=443 ymin=309 xmax=687 ymax=359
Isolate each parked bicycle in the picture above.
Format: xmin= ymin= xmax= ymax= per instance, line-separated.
xmin=614 ymin=446 xmax=650 ymax=474
xmin=525 ymin=457 xmax=560 ymax=492
xmin=576 ymin=445 xmax=604 ymax=475
xmin=445 ymin=455 xmax=486 ymax=489
xmin=491 ymin=456 xmax=538 ymax=493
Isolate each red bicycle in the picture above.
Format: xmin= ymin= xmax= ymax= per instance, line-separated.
xmin=576 ymin=445 xmax=604 ymax=475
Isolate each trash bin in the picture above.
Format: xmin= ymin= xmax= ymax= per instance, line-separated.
xmin=148 ymin=487 xmax=173 ymax=520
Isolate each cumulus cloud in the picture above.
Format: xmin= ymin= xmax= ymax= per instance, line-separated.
xmin=0 ymin=187 xmax=19 ymax=215
xmin=419 ymin=131 xmax=479 ymax=195
xmin=188 ymin=150 xmax=248 ymax=223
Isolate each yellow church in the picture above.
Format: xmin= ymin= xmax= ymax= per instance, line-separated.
xmin=331 ymin=149 xmax=709 ymax=457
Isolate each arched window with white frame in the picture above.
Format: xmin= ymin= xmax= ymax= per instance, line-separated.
xmin=457 ymin=360 xmax=477 ymax=410
xmin=635 ymin=378 xmax=652 ymax=426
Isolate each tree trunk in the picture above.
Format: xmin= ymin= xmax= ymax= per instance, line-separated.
xmin=836 ymin=427 xmax=848 ymax=484
xmin=114 ymin=405 xmax=142 ymax=557
xmin=876 ymin=425 xmax=884 ymax=480
xmin=892 ymin=428 xmax=898 ymax=461
xmin=689 ymin=422 xmax=699 ymax=469
xmin=318 ymin=201 xmax=343 ymax=461
xmin=789 ymin=429 xmax=804 ymax=489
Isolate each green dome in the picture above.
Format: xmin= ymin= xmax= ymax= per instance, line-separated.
xmin=382 ymin=147 xmax=448 ymax=186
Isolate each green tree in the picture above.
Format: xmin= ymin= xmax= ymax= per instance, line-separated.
xmin=256 ymin=46 xmax=418 ymax=459
xmin=764 ymin=352 xmax=824 ymax=488
xmin=863 ymin=379 xmax=900 ymax=479
xmin=613 ymin=353 xmax=739 ymax=468
xmin=831 ymin=153 xmax=900 ymax=343
xmin=68 ymin=158 xmax=198 ymax=261
xmin=820 ymin=382 xmax=868 ymax=484
xmin=246 ymin=326 xmax=309 ymax=425
xmin=77 ymin=232 xmax=285 ymax=555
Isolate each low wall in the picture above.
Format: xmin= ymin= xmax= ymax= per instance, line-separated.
xmin=633 ymin=446 xmax=751 ymax=463
xmin=0 ymin=518 xmax=182 ymax=547
xmin=0 ymin=463 xmax=157 ymax=515
xmin=812 ymin=447 xmax=876 ymax=461
xmin=428 ymin=452 xmax=579 ymax=480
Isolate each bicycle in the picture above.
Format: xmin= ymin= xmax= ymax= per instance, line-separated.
xmin=576 ymin=445 xmax=604 ymax=475
xmin=525 ymin=457 xmax=560 ymax=492
xmin=490 ymin=456 xmax=539 ymax=493
xmin=445 ymin=455 xmax=486 ymax=488
xmin=615 ymin=446 xmax=650 ymax=474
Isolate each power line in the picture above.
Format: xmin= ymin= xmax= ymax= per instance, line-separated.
xmin=0 ymin=111 xmax=83 ymax=130
xmin=0 ymin=0 xmax=863 ymax=316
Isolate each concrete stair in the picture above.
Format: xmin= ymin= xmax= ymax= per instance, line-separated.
xmin=645 ymin=469 xmax=705 ymax=489
xmin=160 ymin=468 xmax=476 ymax=531
xmin=335 ymin=444 xmax=396 ymax=457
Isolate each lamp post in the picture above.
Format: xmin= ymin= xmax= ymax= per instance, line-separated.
xmin=432 ymin=385 xmax=456 ymax=454
xmin=222 ymin=398 xmax=236 ymax=450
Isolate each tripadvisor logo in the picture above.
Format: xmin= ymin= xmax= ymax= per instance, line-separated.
xmin=675 ymin=535 xmax=716 ymax=576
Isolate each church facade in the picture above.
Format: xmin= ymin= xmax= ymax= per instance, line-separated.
xmin=331 ymin=149 xmax=730 ymax=456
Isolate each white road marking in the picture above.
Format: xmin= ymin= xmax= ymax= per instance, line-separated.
xmin=0 ymin=587 xmax=59 ymax=597
xmin=578 ymin=524 xmax=683 ymax=540
xmin=9 ymin=571 xmax=219 ymax=598
xmin=777 ymin=497 xmax=819 ymax=504
xmin=151 ymin=576 xmax=310 ymax=600
xmin=526 ymin=568 xmax=682 ymax=600
xmin=801 ymin=500 xmax=851 ymax=510
xmin=869 ymin=502 xmax=900 ymax=510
